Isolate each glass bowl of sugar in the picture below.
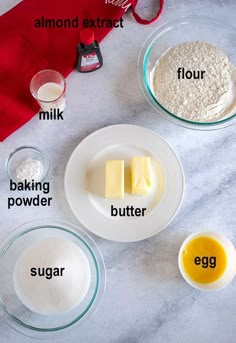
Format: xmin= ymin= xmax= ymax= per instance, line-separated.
xmin=6 ymin=146 xmax=49 ymax=183
xmin=138 ymin=16 xmax=236 ymax=130
xmin=0 ymin=220 xmax=106 ymax=339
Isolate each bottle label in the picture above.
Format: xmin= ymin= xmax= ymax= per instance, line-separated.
xmin=81 ymin=52 xmax=100 ymax=71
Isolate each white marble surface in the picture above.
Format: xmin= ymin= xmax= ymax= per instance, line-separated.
xmin=1 ymin=0 xmax=236 ymax=342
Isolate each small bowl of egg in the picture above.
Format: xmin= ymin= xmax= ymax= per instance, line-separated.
xmin=178 ymin=231 xmax=236 ymax=291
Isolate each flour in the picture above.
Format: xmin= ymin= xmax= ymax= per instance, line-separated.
xmin=14 ymin=237 xmax=91 ymax=315
xmin=16 ymin=158 xmax=43 ymax=182
xmin=151 ymin=41 xmax=236 ymax=122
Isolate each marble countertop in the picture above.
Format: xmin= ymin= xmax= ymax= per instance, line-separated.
xmin=1 ymin=0 xmax=236 ymax=342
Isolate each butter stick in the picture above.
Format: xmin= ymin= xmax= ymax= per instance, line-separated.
xmin=105 ymin=160 xmax=124 ymax=199
xmin=131 ymin=156 xmax=152 ymax=195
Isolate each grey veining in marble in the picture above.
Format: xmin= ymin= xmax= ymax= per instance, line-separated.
xmin=0 ymin=0 xmax=236 ymax=342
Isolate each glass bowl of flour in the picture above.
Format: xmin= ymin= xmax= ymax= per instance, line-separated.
xmin=138 ymin=16 xmax=236 ymax=130
xmin=0 ymin=220 xmax=105 ymax=339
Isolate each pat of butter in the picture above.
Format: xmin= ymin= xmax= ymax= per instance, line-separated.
xmin=105 ymin=160 xmax=124 ymax=199
xmin=131 ymin=157 xmax=152 ymax=195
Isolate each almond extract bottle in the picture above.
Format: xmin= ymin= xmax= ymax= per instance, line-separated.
xmin=77 ymin=28 xmax=103 ymax=73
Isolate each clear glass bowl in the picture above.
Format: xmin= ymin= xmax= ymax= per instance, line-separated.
xmin=138 ymin=16 xmax=236 ymax=130
xmin=6 ymin=146 xmax=49 ymax=182
xmin=0 ymin=220 xmax=106 ymax=339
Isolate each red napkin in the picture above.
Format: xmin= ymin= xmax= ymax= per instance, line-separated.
xmin=0 ymin=0 xmax=163 ymax=141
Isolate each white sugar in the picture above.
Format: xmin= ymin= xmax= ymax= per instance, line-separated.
xmin=14 ymin=237 xmax=91 ymax=315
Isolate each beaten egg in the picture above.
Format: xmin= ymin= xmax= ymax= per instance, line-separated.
xmin=178 ymin=232 xmax=236 ymax=290
xmin=181 ymin=236 xmax=227 ymax=284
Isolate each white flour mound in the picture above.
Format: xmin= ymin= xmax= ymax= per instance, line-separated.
xmin=151 ymin=41 xmax=236 ymax=122
xmin=14 ymin=237 xmax=91 ymax=315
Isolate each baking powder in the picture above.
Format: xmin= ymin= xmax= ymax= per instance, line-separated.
xmin=16 ymin=158 xmax=43 ymax=182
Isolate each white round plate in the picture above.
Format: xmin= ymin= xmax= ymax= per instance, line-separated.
xmin=65 ymin=125 xmax=184 ymax=242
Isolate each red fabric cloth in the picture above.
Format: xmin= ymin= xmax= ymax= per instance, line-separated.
xmin=132 ymin=0 xmax=164 ymax=24
xmin=0 ymin=0 xmax=163 ymax=141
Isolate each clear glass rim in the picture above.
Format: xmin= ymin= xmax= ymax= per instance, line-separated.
xmin=30 ymin=69 xmax=66 ymax=103
xmin=5 ymin=146 xmax=50 ymax=183
xmin=0 ymin=220 xmax=106 ymax=334
xmin=138 ymin=16 xmax=236 ymax=130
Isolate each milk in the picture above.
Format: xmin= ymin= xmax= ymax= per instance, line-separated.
xmin=37 ymin=82 xmax=65 ymax=111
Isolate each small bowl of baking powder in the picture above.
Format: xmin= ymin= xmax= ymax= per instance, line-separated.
xmin=6 ymin=146 xmax=49 ymax=183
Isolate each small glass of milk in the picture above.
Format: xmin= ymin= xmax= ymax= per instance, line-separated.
xmin=30 ymin=69 xmax=66 ymax=112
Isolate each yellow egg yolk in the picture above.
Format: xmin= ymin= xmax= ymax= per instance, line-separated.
xmin=181 ymin=236 xmax=227 ymax=284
